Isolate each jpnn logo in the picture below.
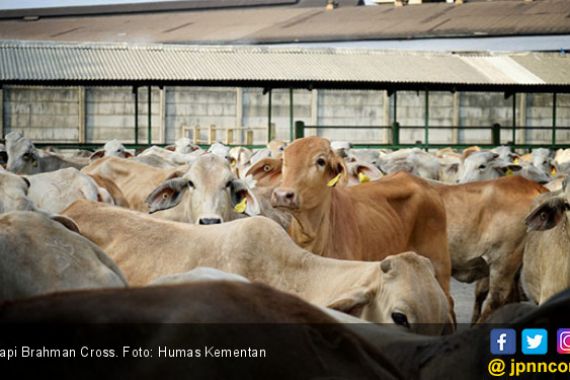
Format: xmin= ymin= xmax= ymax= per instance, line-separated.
xmin=491 ymin=329 xmax=516 ymax=355
xmin=522 ymin=329 xmax=548 ymax=355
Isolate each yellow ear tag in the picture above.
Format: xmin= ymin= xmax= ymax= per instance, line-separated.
xmin=513 ymin=158 xmax=520 ymax=164
xmin=234 ymin=197 xmax=247 ymax=214
xmin=358 ymin=172 xmax=370 ymax=183
xmin=551 ymin=167 xmax=557 ymax=176
xmin=327 ymin=173 xmax=341 ymax=188
xmin=506 ymin=168 xmax=514 ymax=176
xmin=230 ymin=159 xmax=237 ymax=168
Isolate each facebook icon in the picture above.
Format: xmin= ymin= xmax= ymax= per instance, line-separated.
xmin=491 ymin=329 xmax=516 ymax=355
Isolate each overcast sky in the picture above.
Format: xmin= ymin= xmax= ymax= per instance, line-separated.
xmin=0 ymin=0 xmax=175 ymax=10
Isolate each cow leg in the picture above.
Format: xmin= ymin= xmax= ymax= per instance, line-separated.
xmin=471 ymin=277 xmax=489 ymax=324
xmin=476 ymin=251 xmax=523 ymax=323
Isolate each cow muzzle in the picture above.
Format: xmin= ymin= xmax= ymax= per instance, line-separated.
xmin=271 ymin=188 xmax=299 ymax=209
xmin=198 ymin=217 xmax=223 ymax=225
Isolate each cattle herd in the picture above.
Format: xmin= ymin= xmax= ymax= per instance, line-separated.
xmin=0 ymin=130 xmax=569 ymax=377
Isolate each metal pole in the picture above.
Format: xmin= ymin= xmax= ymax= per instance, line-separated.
xmin=552 ymin=92 xmax=557 ymax=146
xmin=289 ymin=88 xmax=294 ymax=141
xmin=512 ymin=93 xmax=516 ymax=146
xmin=133 ymin=86 xmax=139 ymax=145
xmin=295 ymin=120 xmax=305 ymax=139
xmin=392 ymin=91 xmax=399 ymax=146
xmin=147 ymin=85 xmax=152 ymax=145
xmin=424 ymin=90 xmax=429 ymax=150
xmin=267 ymin=89 xmax=272 ymax=142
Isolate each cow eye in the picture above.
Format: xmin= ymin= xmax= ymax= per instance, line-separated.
xmin=188 ymin=180 xmax=195 ymax=189
xmin=225 ymin=180 xmax=232 ymax=188
xmin=316 ymin=158 xmax=326 ymax=167
xmin=391 ymin=312 xmax=410 ymax=328
xmin=478 ymin=164 xmax=486 ymax=170
xmin=23 ymin=153 xmax=35 ymax=161
xmin=263 ymin=165 xmax=271 ymax=172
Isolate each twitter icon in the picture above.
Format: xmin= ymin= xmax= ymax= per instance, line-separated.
xmin=522 ymin=329 xmax=548 ymax=355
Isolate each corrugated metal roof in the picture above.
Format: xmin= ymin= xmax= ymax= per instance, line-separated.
xmin=0 ymin=40 xmax=569 ymax=91
xmin=0 ymin=0 xmax=568 ymax=45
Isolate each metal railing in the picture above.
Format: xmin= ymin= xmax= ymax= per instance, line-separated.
xmin=294 ymin=121 xmax=570 ymax=150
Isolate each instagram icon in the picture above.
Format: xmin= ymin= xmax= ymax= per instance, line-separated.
xmin=558 ymin=329 xmax=570 ymax=354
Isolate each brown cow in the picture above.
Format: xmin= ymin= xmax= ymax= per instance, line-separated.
xmin=429 ymin=176 xmax=547 ymax=322
xmin=271 ymin=137 xmax=452 ymax=311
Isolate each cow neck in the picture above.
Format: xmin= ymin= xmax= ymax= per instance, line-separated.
xmin=287 ymin=187 xmax=335 ymax=257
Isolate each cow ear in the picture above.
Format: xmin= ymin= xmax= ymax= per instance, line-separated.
xmin=230 ymin=179 xmax=260 ymax=216
xmin=89 ymin=150 xmax=106 ymax=161
xmin=51 ymin=215 xmax=80 ymax=234
xmin=327 ymin=287 xmax=373 ymax=317
xmin=525 ymin=197 xmax=569 ymax=231
xmin=145 ymin=178 xmax=190 ymax=213
xmin=21 ymin=176 xmax=31 ymax=189
xmin=165 ymin=145 xmax=176 ymax=152
xmin=123 ymin=151 xmax=133 ymax=158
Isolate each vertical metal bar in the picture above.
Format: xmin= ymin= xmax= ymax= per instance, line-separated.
xmin=267 ymin=89 xmax=272 ymax=142
xmin=424 ymin=90 xmax=429 ymax=150
xmin=512 ymin=93 xmax=516 ymax=146
xmin=295 ymin=120 xmax=305 ymax=139
xmin=392 ymin=91 xmax=398 ymax=146
xmin=133 ymin=86 xmax=139 ymax=145
xmin=552 ymin=92 xmax=557 ymax=146
xmin=147 ymin=85 xmax=152 ymax=145
xmin=289 ymin=88 xmax=294 ymax=141
xmin=159 ymin=86 xmax=166 ymax=144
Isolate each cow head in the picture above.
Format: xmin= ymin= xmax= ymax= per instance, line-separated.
xmin=346 ymin=161 xmax=383 ymax=186
xmin=5 ymin=132 xmax=41 ymax=175
xmin=458 ymin=151 xmax=521 ymax=183
xmin=90 ymin=139 xmax=132 ymax=161
xmin=272 ymin=137 xmax=345 ymax=211
xmin=0 ymin=169 xmax=35 ymax=213
xmin=525 ymin=179 xmax=570 ymax=232
xmin=327 ymin=252 xmax=453 ymax=335
xmin=244 ymin=157 xmax=283 ymax=189
xmin=146 ymin=154 xmax=260 ymax=224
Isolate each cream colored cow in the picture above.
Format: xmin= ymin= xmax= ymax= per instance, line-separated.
xmin=63 ymin=200 xmax=453 ymax=335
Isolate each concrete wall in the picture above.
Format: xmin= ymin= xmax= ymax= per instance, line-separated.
xmin=3 ymin=86 xmax=79 ymax=142
xmin=2 ymin=85 xmax=569 ymax=148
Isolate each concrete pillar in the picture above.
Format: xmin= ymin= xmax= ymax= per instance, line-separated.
xmin=383 ymin=90 xmax=391 ymax=143
xmin=159 ymin=87 xmax=166 ymax=144
xmin=519 ymin=93 xmax=527 ymax=144
xmin=0 ymin=87 xmax=4 ymax=139
xmin=236 ymin=87 xmax=244 ymax=143
xmin=78 ymin=87 xmax=86 ymax=143
xmin=310 ymin=89 xmax=318 ymax=136
xmin=452 ymin=91 xmax=460 ymax=144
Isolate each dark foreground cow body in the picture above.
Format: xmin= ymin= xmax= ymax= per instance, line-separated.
xmin=1 ymin=281 xmax=567 ymax=380
xmin=0 ymin=281 xmax=402 ymax=380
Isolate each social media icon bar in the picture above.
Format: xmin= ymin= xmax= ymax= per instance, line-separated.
xmin=522 ymin=329 xmax=548 ymax=355
xmin=558 ymin=329 xmax=570 ymax=354
xmin=491 ymin=329 xmax=516 ymax=355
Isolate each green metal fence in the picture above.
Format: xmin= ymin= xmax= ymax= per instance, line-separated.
xmin=294 ymin=121 xmax=570 ymax=151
